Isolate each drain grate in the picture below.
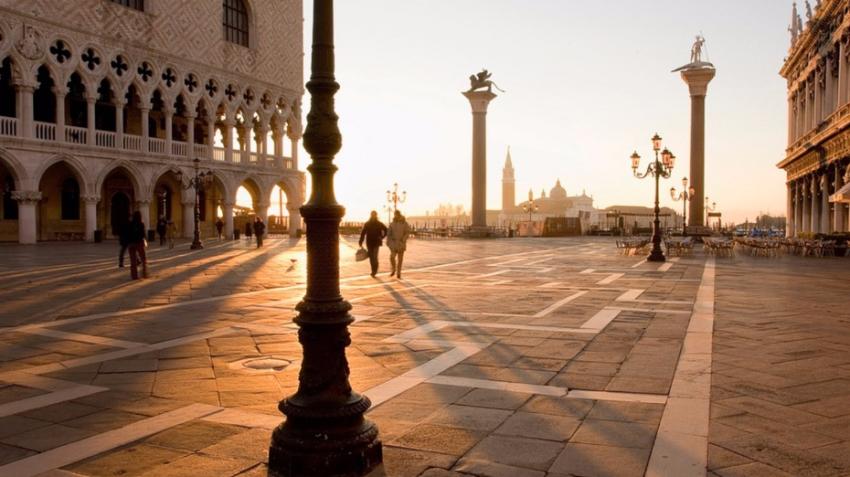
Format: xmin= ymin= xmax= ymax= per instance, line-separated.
xmin=229 ymin=357 xmax=294 ymax=373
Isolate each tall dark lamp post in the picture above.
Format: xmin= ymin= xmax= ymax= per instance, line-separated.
xmin=385 ymin=182 xmax=406 ymax=222
xmin=631 ymin=133 xmax=675 ymax=262
xmin=670 ymin=177 xmax=694 ymax=236
xmin=522 ymin=190 xmax=538 ymax=236
xmin=177 ymin=158 xmax=212 ymax=250
xmin=268 ymin=1 xmax=383 ymax=475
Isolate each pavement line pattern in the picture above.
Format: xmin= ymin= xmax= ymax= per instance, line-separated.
xmin=581 ymin=308 xmax=621 ymax=331
xmin=579 ymin=268 xmax=595 ymax=274
xmin=0 ymin=385 xmax=107 ymax=418
xmin=17 ymin=327 xmax=145 ymax=349
xmin=532 ymin=291 xmax=588 ymax=318
xmin=616 ymin=289 xmax=644 ymax=301
xmin=474 ymin=270 xmax=511 ymax=279
xmin=596 ymin=272 xmax=624 ymax=284
xmin=631 ymin=258 xmax=648 ymax=268
xmin=565 ymin=389 xmax=667 ymax=404
xmin=426 ymin=375 xmax=566 ymax=397
xmin=646 ymin=257 xmax=715 ymax=477
xmin=0 ymin=403 xmax=222 ymax=477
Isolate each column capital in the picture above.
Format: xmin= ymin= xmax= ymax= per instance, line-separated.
xmin=462 ymin=90 xmax=498 ymax=113
xmin=136 ymin=199 xmax=152 ymax=206
xmin=679 ymin=67 xmax=716 ymax=97
xmin=12 ymin=191 xmax=42 ymax=203
xmin=52 ymin=85 xmax=68 ymax=97
xmin=82 ymin=195 xmax=101 ymax=204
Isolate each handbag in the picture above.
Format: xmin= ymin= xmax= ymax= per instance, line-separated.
xmin=355 ymin=247 xmax=369 ymax=262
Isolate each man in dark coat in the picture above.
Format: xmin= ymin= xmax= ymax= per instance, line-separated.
xmin=253 ymin=217 xmax=266 ymax=248
xmin=128 ymin=211 xmax=148 ymax=280
xmin=118 ymin=214 xmax=131 ymax=268
xmin=156 ymin=216 xmax=167 ymax=246
xmin=359 ymin=211 xmax=387 ymax=277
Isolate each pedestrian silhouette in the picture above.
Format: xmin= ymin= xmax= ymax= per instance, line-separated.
xmin=387 ymin=210 xmax=411 ymax=279
xmin=359 ymin=210 xmax=387 ymax=277
xmin=128 ymin=211 xmax=148 ymax=280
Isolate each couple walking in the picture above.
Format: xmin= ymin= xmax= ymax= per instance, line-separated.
xmin=359 ymin=210 xmax=410 ymax=278
xmin=118 ymin=211 xmax=148 ymax=280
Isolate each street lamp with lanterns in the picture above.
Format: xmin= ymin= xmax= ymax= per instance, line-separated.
xmin=385 ymin=182 xmax=406 ymax=222
xmin=670 ymin=177 xmax=695 ymax=236
xmin=631 ymin=133 xmax=675 ymax=262
xmin=176 ymin=158 xmax=213 ymax=250
xmin=522 ymin=190 xmax=538 ymax=223
xmin=705 ymin=197 xmax=717 ymax=230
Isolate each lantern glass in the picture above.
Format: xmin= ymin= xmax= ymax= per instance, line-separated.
xmin=661 ymin=148 xmax=672 ymax=167
xmin=630 ymin=152 xmax=640 ymax=169
xmin=669 ymin=154 xmax=676 ymax=169
xmin=651 ymin=133 xmax=662 ymax=151
xmin=682 ymin=177 xmax=688 ymax=187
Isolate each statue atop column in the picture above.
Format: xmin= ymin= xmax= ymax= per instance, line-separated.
xmin=673 ymin=35 xmax=714 ymax=72
xmin=467 ymin=69 xmax=505 ymax=93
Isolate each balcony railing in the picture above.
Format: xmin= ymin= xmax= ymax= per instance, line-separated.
xmin=0 ymin=123 xmax=293 ymax=170
xmin=148 ymin=138 xmax=166 ymax=154
xmin=193 ymin=144 xmax=208 ymax=159
xmin=65 ymin=126 xmax=87 ymax=145
xmin=0 ymin=117 xmax=16 ymax=136
xmin=95 ymin=130 xmax=116 ymax=149
xmin=34 ymin=121 xmax=55 ymax=141
xmin=172 ymin=141 xmax=188 ymax=157
xmin=124 ymin=134 xmax=142 ymax=151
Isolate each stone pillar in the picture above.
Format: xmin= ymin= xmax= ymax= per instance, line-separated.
xmin=836 ymin=165 xmax=846 ymax=232
xmin=802 ymin=179 xmax=811 ymax=233
xmin=137 ymin=200 xmax=151 ymax=236
xmin=223 ymin=202 xmax=234 ymax=239
xmin=820 ymin=174 xmax=830 ymax=233
xmin=287 ymin=204 xmax=301 ymax=237
xmin=164 ymin=106 xmax=174 ymax=155
xmin=291 ymin=137 xmax=300 ymax=169
xmin=795 ymin=180 xmax=802 ymax=235
xmin=186 ymin=113 xmax=196 ymax=159
xmin=814 ymin=65 xmax=824 ymax=125
xmin=54 ymin=87 xmax=66 ymax=142
xmin=86 ymin=94 xmax=96 ymax=146
xmin=462 ymin=90 xmax=498 ymax=234
xmin=140 ymin=107 xmax=150 ymax=152
xmin=83 ymin=196 xmax=99 ymax=242
xmin=680 ymin=66 xmax=716 ymax=228
xmin=256 ymin=202 xmax=269 ymax=224
xmin=786 ymin=181 xmax=795 ymax=238
xmin=223 ymin=118 xmax=235 ymax=163
xmin=15 ymin=85 xmax=34 ymax=138
xmin=826 ymin=57 xmax=835 ymax=116
xmin=13 ymin=191 xmax=40 ymax=244
xmin=182 ymin=199 xmax=195 ymax=239
xmin=810 ymin=175 xmax=819 ymax=233
xmin=840 ymin=36 xmax=849 ymax=106
xmin=207 ymin=114 xmax=217 ymax=160
xmin=273 ymin=125 xmax=284 ymax=158
xmin=797 ymin=91 xmax=804 ymax=140
xmin=115 ymin=97 xmax=126 ymax=149
xmin=788 ymin=94 xmax=796 ymax=147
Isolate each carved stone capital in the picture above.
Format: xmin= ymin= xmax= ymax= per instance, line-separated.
xmin=11 ymin=190 xmax=42 ymax=203
xmin=82 ymin=195 xmax=101 ymax=204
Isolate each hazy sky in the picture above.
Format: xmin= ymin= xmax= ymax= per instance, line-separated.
xmin=289 ymin=0 xmax=791 ymax=224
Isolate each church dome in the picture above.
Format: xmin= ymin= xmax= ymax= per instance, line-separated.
xmin=550 ymin=180 xmax=567 ymax=200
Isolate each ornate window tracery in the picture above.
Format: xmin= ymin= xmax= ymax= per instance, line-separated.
xmin=223 ymin=0 xmax=250 ymax=47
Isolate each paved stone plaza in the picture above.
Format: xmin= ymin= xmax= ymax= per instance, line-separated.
xmin=0 ymin=237 xmax=847 ymax=476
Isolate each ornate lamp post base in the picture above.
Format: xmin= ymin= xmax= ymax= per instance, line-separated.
xmin=269 ymin=408 xmax=382 ymax=477
xmin=190 ymin=240 xmax=203 ymax=250
xmin=647 ymin=245 xmax=666 ymax=262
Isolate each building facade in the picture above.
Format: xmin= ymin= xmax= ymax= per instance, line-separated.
xmin=0 ymin=0 xmax=304 ymax=243
xmin=780 ymin=0 xmax=850 ymax=236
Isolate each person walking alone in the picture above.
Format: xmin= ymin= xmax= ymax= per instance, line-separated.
xmin=156 ymin=216 xmax=167 ymax=246
xmin=244 ymin=221 xmax=253 ymax=242
xmin=118 ymin=214 xmax=131 ymax=268
xmin=127 ymin=211 xmax=148 ymax=280
xmin=166 ymin=219 xmax=177 ymax=249
xmin=359 ymin=211 xmax=387 ymax=277
xmin=387 ymin=210 xmax=411 ymax=279
xmin=215 ymin=218 xmax=224 ymax=239
xmin=253 ymin=216 xmax=266 ymax=248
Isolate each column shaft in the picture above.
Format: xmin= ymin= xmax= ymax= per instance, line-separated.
xmin=786 ymin=181 xmax=795 ymax=238
xmin=140 ymin=108 xmax=150 ymax=152
xmin=183 ymin=201 xmax=195 ymax=238
xmin=17 ymin=200 xmax=38 ymax=244
xmin=836 ymin=166 xmax=846 ymax=232
xmin=821 ymin=175 xmax=830 ymax=233
xmin=810 ymin=176 xmax=818 ymax=233
xmin=84 ymin=199 xmax=98 ymax=242
xmin=54 ymin=91 xmax=66 ymax=142
xmin=86 ymin=97 xmax=96 ymax=146
xmin=689 ymin=95 xmax=706 ymax=227
xmin=471 ymin=110 xmax=487 ymax=228
xmin=223 ymin=203 xmax=234 ymax=239
xmin=839 ymin=40 xmax=848 ymax=105
xmin=186 ymin=115 xmax=195 ymax=159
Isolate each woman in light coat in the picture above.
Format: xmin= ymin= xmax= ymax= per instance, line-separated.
xmin=386 ymin=210 xmax=411 ymax=278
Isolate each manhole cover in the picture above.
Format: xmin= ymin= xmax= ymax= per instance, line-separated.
xmin=229 ymin=357 xmax=295 ymax=373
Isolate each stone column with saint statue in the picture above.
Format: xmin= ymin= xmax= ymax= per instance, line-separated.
xmin=673 ymin=35 xmax=715 ymax=234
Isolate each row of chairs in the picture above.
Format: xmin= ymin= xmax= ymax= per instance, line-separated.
xmin=664 ymin=237 xmax=694 ymax=257
xmin=785 ymin=239 xmax=839 ymax=257
xmin=704 ymin=238 xmax=735 ymax=257
xmin=615 ymin=239 xmax=649 ymax=256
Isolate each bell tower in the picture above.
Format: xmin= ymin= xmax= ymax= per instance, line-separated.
xmin=502 ymin=146 xmax=515 ymax=211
